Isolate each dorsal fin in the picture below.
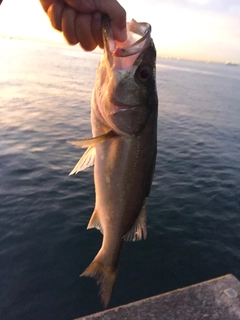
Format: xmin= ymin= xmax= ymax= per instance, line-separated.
xmin=123 ymin=204 xmax=147 ymax=241
xmin=69 ymin=146 xmax=95 ymax=175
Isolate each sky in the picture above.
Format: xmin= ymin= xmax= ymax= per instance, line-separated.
xmin=0 ymin=0 xmax=240 ymax=63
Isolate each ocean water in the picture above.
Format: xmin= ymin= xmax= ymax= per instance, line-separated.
xmin=0 ymin=38 xmax=240 ymax=319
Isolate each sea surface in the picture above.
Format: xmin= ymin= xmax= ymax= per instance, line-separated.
xmin=0 ymin=38 xmax=240 ymax=320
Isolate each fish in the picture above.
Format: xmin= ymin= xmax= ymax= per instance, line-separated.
xmin=69 ymin=16 xmax=158 ymax=308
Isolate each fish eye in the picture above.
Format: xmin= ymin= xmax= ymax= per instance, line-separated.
xmin=136 ymin=65 xmax=153 ymax=83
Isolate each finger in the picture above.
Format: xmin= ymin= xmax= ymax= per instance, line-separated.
xmin=91 ymin=11 xmax=103 ymax=48
xmin=65 ymin=0 xmax=127 ymax=42
xmin=47 ymin=2 xmax=65 ymax=31
xmin=61 ymin=6 xmax=78 ymax=45
xmin=40 ymin=0 xmax=65 ymax=13
xmin=75 ymin=13 xmax=97 ymax=51
xmin=97 ymin=0 xmax=127 ymax=42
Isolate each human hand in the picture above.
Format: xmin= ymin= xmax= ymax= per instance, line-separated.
xmin=40 ymin=0 xmax=126 ymax=51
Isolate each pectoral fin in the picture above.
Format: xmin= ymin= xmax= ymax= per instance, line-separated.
xmin=123 ymin=204 xmax=147 ymax=241
xmin=69 ymin=146 xmax=95 ymax=175
xmin=68 ymin=131 xmax=117 ymax=148
xmin=69 ymin=131 xmax=118 ymax=175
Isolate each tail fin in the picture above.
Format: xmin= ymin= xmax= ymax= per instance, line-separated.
xmin=80 ymin=260 xmax=118 ymax=308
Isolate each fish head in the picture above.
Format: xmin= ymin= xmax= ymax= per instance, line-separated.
xmin=94 ymin=17 xmax=158 ymax=136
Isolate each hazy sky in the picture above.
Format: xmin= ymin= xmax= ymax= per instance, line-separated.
xmin=0 ymin=0 xmax=240 ymax=62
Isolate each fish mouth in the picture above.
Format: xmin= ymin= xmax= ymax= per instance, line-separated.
xmin=110 ymin=103 xmax=136 ymax=114
xmin=102 ymin=15 xmax=151 ymax=58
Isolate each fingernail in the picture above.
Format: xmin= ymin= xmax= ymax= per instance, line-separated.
xmin=118 ymin=28 xmax=127 ymax=42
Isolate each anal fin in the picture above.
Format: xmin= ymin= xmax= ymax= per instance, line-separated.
xmin=123 ymin=204 xmax=147 ymax=241
xmin=87 ymin=209 xmax=103 ymax=234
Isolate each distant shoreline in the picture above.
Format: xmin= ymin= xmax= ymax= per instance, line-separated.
xmin=1 ymin=34 xmax=239 ymax=66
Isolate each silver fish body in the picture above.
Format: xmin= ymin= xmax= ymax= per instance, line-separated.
xmin=70 ymin=17 xmax=158 ymax=307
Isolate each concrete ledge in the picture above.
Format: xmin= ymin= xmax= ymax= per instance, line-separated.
xmin=77 ymin=274 xmax=240 ymax=320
